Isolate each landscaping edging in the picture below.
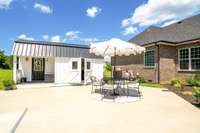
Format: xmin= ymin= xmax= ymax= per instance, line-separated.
xmin=164 ymin=84 xmax=200 ymax=107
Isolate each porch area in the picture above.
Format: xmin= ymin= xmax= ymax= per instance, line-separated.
xmin=14 ymin=56 xmax=55 ymax=83
xmin=0 ymin=84 xmax=199 ymax=133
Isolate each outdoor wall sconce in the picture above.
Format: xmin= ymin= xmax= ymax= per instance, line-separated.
xmin=25 ymin=57 xmax=29 ymax=61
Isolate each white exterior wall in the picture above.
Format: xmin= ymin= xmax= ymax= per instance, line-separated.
xmin=14 ymin=56 xmax=103 ymax=84
xmin=13 ymin=56 xmax=17 ymax=83
xmin=54 ymin=57 xmax=82 ymax=84
xmin=91 ymin=59 xmax=104 ymax=80
xmin=84 ymin=58 xmax=104 ymax=84
xmin=18 ymin=56 xmax=32 ymax=82
xmin=55 ymin=57 xmax=104 ymax=84
xmin=45 ymin=58 xmax=54 ymax=74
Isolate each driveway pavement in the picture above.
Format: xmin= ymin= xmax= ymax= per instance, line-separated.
xmin=0 ymin=84 xmax=199 ymax=133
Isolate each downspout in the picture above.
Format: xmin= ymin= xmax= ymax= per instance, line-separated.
xmin=156 ymin=43 xmax=160 ymax=83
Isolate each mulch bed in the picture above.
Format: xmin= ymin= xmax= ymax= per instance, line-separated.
xmin=164 ymin=84 xmax=200 ymax=108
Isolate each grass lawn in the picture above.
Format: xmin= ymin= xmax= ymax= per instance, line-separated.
xmin=141 ymin=83 xmax=164 ymax=89
xmin=0 ymin=69 xmax=13 ymax=89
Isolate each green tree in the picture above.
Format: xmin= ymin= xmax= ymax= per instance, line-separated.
xmin=0 ymin=50 xmax=6 ymax=67
xmin=105 ymin=61 xmax=112 ymax=71
xmin=0 ymin=50 xmax=12 ymax=69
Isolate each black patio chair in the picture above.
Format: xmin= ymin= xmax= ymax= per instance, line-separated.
xmin=90 ymin=76 xmax=104 ymax=93
xmin=101 ymin=81 xmax=116 ymax=101
xmin=127 ymin=80 xmax=141 ymax=98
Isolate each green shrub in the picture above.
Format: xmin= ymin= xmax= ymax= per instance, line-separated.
xmin=139 ymin=77 xmax=146 ymax=83
xmin=103 ymin=70 xmax=112 ymax=78
xmin=194 ymin=71 xmax=200 ymax=81
xmin=138 ymin=76 xmax=146 ymax=83
xmin=193 ymin=87 xmax=200 ymax=101
xmin=2 ymin=80 xmax=14 ymax=87
xmin=0 ymin=84 xmax=3 ymax=90
xmin=187 ymin=73 xmax=200 ymax=87
xmin=105 ymin=62 xmax=112 ymax=71
xmin=171 ymin=77 xmax=183 ymax=89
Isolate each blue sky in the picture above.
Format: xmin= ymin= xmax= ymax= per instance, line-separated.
xmin=0 ymin=0 xmax=200 ymax=54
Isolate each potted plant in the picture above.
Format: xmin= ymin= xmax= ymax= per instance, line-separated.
xmin=3 ymin=80 xmax=16 ymax=90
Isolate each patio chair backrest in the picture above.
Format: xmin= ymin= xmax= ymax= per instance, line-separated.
xmin=90 ymin=76 xmax=97 ymax=82
xmin=128 ymin=80 xmax=139 ymax=88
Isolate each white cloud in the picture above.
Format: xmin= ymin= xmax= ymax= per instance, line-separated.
xmin=161 ymin=19 xmax=179 ymax=27
xmin=122 ymin=26 xmax=138 ymax=36
xmin=51 ymin=35 xmax=60 ymax=42
xmin=81 ymin=37 xmax=99 ymax=43
xmin=18 ymin=34 xmax=34 ymax=40
xmin=34 ymin=3 xmax=52 ymax=14
xmin=86 ymin=6 xmax=101 ymax=18
xmin=42 ymin=35 xmax=49 ymax=40
xmin=65 ymin=31 xmax=80 ymax=40
xmin=122 ymin=0 xmax=200 ymax=27
xmin=0 ymin=0 xmax=13 ymax=9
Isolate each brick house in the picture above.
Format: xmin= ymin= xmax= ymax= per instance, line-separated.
xmin=114 ymin=14 xmax=200 ymax=84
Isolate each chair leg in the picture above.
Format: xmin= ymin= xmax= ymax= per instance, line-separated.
xmin=113 ymin=88 xmax=115 ymax=102
xmin=138 ymin=87 xmax=141 ymax=98
xmin=91 ymin=84 xmax=93 ymax=93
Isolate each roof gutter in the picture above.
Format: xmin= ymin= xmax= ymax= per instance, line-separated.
xmin=140 ymin=38 xmax=200 ymax=47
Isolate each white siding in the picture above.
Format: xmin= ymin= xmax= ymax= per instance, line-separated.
xmin=19 ymin=56 xmax=32 ymax=82
xmin=91 ymin=59 xmax=104 ymax=80
xmin=13 ymin=56 xmax=17 ymax=83
xmin=45 ymin=58 xmax=54 ymax=74
xmin=14 ymin=56 xmax=103 ymax=84
xmin=54 ymin=57 xmax=81 ymax=84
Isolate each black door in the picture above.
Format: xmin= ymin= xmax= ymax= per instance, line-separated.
xmin=81 ymin=58 xmax=85 ymax=81
xmin=32 ymin=58 xmax=45 ymax=81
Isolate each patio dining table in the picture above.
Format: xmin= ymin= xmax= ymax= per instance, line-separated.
xmin=103 ymin=77 xmax=130 ymax=96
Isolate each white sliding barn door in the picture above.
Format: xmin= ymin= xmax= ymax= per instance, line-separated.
xmin=84 ymin=58 xmax=92 ymax=84
xmin=55 ymin=57 xmax=82 ymax=84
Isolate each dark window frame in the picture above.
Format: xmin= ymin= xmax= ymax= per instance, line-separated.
xmin=179 ymin=46 xmax=200 ymax=71
xmin=86 ymin=61 xmax=91 ymax=70
xmin=144 ymin=50 xmax=155 ymax=67
xmin=72 ymin=61 xmax=78 ymax=70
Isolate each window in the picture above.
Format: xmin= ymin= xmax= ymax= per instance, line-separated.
xmin=144 ymin=50 xmax=155 ymax=67
xmin=179 ymin=48 xmax=189 ymax=69
xmin=72 ymin=61 xmax=78 ymax=70
xmin=86 ymin=62 xmax=91 ymax=70
xmin=191 ymin=47 xmax=200 ymax=69
xmin=179 ymin=47 xmax=200 ymax=70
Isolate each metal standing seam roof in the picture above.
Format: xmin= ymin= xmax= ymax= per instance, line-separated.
xmin=11 ymin=40 xmax=103 ymax=59
xmin=130 ymin=14 xmax=200 ymax=46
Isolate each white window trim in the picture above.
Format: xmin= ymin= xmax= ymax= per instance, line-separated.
xmin=143 ymin=49 xmax=155 ymax=68
xmin=178 ymin=46 xmax=200 ymax=71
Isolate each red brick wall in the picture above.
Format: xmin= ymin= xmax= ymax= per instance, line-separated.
xmin=159 ymin=45 xmax=176 ymax=84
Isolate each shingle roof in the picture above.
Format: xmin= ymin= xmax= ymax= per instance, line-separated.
xmin=130 ymin=14 xmax=200 ymax=45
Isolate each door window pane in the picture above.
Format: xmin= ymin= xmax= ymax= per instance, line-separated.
xmin=86 ymin=62 xmax=91 ymax=70
xmin=72 ymin=61 xmax=78 ymax=70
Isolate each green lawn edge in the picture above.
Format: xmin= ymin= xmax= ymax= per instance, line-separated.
xmin=140 ymin=83 xmax=164 ymax=89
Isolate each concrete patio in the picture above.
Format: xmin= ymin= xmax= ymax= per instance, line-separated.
xmin=0 ymin=84 xmax=200 ymax=133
